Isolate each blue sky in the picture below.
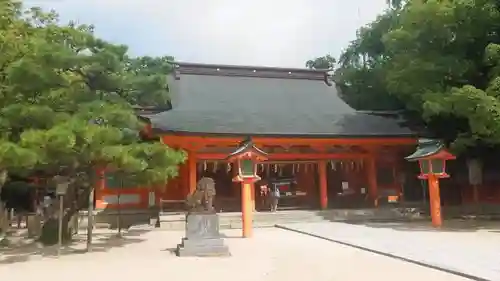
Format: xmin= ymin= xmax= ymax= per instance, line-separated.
xmin=25 ymin=0 xmax=387 ymax=67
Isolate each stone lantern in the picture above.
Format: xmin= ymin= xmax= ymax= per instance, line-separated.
xmin=405 ymin=139 xmax=456 ymax=227
xmin=226 ymin=138 xmax=268 ymax=238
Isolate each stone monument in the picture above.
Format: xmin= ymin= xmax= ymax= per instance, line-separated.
xmin=176 ymin=177 xmax=230 ymax=257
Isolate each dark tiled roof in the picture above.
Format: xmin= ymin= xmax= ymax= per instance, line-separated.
xmin=133 ymin=106 xmax=171 ymax=115
xmin=145 ymin=63 xmax=414 ymax=137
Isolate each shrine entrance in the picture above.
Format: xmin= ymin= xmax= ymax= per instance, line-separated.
xmin=197 ymin=161 xmax=320 ymax=212
xmin=255 ymin=162 xmax=320 ymax=211
xmin=94 ymin=135 xmax=417 ymax=212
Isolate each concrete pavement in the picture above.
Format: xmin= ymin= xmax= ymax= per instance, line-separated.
xmin=277 ymin=221 xmax=500 ymax=281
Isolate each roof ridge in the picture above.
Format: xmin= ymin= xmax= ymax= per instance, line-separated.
xmin=175 ymin=61 xmax=328 ymax=73
xmin=174 ymin=62 xmax=331 ymax=84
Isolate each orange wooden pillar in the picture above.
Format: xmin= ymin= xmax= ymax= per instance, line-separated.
xmin=318 ymin=160 xmax=328 ymax=209
xmin=303 ymin=167 xmax=316 ymax=206
xmin=187 ymin=150 xmax=197 ymax=194
xmin=428 ymin=175 xmax=442 ymax=227
xmin=95 ymin=168 xmax=106 ymax=209
xmin=366 ymin=158 xmax=378 ymax=207
xmin=241 ymin=181 xmax=253 ymax=237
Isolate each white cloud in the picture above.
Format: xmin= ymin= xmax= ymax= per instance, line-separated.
xmin=24 ymin=0 xmax=387 ymax=67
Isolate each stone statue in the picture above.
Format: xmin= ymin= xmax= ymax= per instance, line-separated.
xmin=185 ymin=177 xmax=216 ymax=213
xmin=178 ymin=176 xmax=229 ymax=257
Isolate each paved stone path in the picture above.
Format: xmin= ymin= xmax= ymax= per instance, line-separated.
xmin=0 ymin=227 xmax=470 ymax=281
xmin=278 ymin=221 xmax=500 ymax=281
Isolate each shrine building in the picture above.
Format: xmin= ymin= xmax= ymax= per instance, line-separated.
xmin=95 ymin=62 xmax=419 ymax=211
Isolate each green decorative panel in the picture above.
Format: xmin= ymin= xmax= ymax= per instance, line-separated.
xmin=105 ymin=173 xmax=120 ymax=188
xmin=240 ymin=159 xmax=255 ymax=177
xmin=420 ymin=160 xmax=430 ymax=175
xmin=104 ymin=172 xmax=140 ymax=189
xmin=431 ymin=159 xmax=445 ymax=174
xmin=419 ymin=159 xmax=446 ymax=175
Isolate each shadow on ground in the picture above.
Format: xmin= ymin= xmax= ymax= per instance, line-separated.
xmin=0 ymin=228 xmax=151 ymax=265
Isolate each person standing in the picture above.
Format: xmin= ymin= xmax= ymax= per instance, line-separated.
xmin=258 ymin=182 xmax=268 ymax=211
xmin=269 ymin=185 xmax=280 ymax=212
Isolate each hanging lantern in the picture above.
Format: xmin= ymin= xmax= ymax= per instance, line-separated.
xmin=203 ymin=161 xmax=208 ymax=172
xmin=350 ymin=161 xmax=355 ymax=170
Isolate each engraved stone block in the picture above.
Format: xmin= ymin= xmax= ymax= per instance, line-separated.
xmin=176 ymin=213 xmax=230 ymax=257
xmin=185 ymin=212 xmax=220 ymax=239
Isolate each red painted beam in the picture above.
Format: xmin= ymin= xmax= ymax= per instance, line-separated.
xmin=162 ymin=135 xmax=417 ymax=147
xmin=197 ymin=153 xmax=367 ymax=161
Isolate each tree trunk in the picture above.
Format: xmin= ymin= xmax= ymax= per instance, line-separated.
xmin=117 ymin=176 xmax=123 ymax=236
xmin=0 ymin=169 xmax=9 ymax=241
xmin=467 ymin=158 xmax=483 ymax=211
xmin=117 ymin=193 xmax=122 ymax=236
xmin=39 ymin=185 xmax=92 ymax=246
xmin=86 ymin=187 xmax=94 ymax=251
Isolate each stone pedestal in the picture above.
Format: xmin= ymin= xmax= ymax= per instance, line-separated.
xmin=176 ymin=212 xmax=230 ymax=257
xmin=27 ymin=214 xmax=42 ymax=238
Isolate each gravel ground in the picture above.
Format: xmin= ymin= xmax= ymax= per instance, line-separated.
xmin=0 ymin=227 xmax=469 ymax=281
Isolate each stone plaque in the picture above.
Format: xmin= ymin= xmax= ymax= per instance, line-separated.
xmin=185 ymin=213 xmax=220 ymax=240
xmin=176 ymin=213 xmax=230 ymax=257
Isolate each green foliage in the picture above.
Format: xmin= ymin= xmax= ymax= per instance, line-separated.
xmin=333 ymin=11 xmax=404 ymax=111
xmin=305 ymin=55 xmax=336 ymax=70
xmin=0 ymin=0 xmax=185 ymax=186
xmin=0 ymin=140 xmax=38 ymax=169
xmin=311 ymin=0 xmax=500 ymax=154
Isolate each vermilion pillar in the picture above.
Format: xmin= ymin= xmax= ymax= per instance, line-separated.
xmin=241 ymin=181 xmax=253 ymax=237
xmin=428 ymin=175 xmax=442 ymax=227
xmin=188 ymin=151 xmax=197 ymax=194
xmin=304 ymin=168 xmax=315 ymax=206
xmin=367 ymin=158 xmax=378 ymax=207
xmin=318 ymin=160 xmax=328 ymax=209
xmin=94 ymin=168 xmax=106 ymax=209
